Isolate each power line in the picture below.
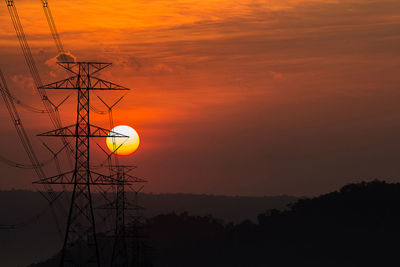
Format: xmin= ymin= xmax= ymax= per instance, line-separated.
xmin=5 ymin=0 xmax=75 ymax=168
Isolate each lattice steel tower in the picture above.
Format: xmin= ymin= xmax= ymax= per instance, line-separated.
xmin=34 ymin=62 xmax=129 ymax=267
xmin=109 ymin=165 xmax=146 ymax=267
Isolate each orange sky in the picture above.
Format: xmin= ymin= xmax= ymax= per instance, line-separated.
xmin=0 ymin=0 xmax=400 ymax=196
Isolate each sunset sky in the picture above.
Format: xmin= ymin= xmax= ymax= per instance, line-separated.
xmin=0 ymin=0 xmax=400 ymax=196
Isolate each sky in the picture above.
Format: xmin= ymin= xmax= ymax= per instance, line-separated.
xmin=0 ymin=0 xmax=400 ymax=196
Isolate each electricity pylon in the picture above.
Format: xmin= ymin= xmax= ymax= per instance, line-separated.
xmin=111 ymin=165 xmax=146 ymax=267
xmin=33 ymin=61 xmax=129 ymax=267
xmin=97 ymin=95 xmax=147 ymax=267
xmin=128 ymin=182 xmax=148 ymax=267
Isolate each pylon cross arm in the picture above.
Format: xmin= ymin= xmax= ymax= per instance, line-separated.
xmin=90 ymin=171 xmax=133 ymax=185
xmin=33 ymin=170 xmax=132 ymax=185
xmin=123 ymin=173 xmax=147 ymax=183
xmin=38 ymin=124 xmax=75 ymax=136
xmin=38 ymin=76 xmax=77 ymax=90
xmin=57 ymin=62 xmax=112 ymax=75
xmin=38 ymin=75 xmax=129 ymax=90
xmin=90 ymin=125 xmax=128 ymax=137
xmin=38 ymin=124 xmax=129 ymax=138
xmin=90 ymin=76 xmax=130 ymax=90
xmin=33 ymin=170 xmax=74 ymax=184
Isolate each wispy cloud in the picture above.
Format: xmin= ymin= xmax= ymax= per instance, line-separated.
xmin=1 ymin=0 xmax=400 ymax=194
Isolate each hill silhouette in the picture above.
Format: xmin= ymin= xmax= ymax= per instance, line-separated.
xmin=0 ymin=190 xmax=294 ymax=267
xmin=28 ymin=180 xmax=400 ymax=267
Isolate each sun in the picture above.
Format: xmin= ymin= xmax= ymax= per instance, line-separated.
xmin=106 ymin=125 xmax=140 ymax=156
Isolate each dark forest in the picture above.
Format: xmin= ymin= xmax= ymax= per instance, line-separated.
xmin=26 ymin=180 xmax=400 ymax=267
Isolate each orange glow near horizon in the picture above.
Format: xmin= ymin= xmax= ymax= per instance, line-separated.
xmin=1 ymin=0 xmax=399 ymax=195
xmin=106 ymin=125 xmax=140 ymax=156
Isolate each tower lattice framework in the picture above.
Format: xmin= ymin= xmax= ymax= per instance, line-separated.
xmin=109 ymin=165 xmax=146 ymax=267
xmin=34 ymin=62 xmax=129 ymax=267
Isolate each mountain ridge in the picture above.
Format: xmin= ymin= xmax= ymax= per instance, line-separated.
xmin=0 ymin=190 xmax=296 ymax=267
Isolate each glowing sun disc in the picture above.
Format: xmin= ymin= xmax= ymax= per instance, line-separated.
xmin=106 ymin=125 xmax=140 ymax=156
